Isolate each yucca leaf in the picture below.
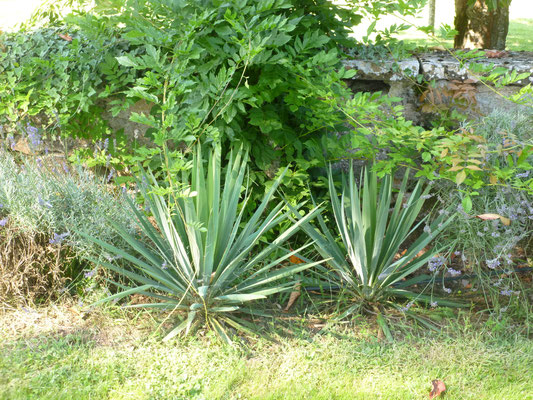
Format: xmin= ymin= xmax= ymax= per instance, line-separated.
xmin=388 ymin=289 xmax=467 ymax=308
xmin=221 ymin=315 xmax=259 ymax=337
xmin=215 ymin=294 xmax=267 ymax=302
xmin=210 ymin=317 xmax=232 ymax=345
xmin=91 ymin=284 xmax=153 ymax=307
xmin=163 ymin=312 xmax=195 ymax=342
xmin=376 ymin=313 xmax=394 ymax=342
xmin=235 ymin=260 xmax=324 ymax=293
xmin=125 ymin=303 xmax=188 ymax=310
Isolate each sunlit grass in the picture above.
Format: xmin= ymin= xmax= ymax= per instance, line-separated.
xmin=1 ymin=305 xmax=532 ymax=399
xmin=396 ymin=19 xmax=533 ymax=52
xmin=507 ymin=18 xmax=533 ymax=51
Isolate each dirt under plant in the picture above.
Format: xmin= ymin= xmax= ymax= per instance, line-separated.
xmin=0 ymin=221 xmax=82 ymax=306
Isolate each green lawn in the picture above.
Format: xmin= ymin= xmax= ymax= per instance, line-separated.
xmin=1 ymin=306 xmax=532 ymax=400
xmin=396 ymin=18 xmax=533 ymax=52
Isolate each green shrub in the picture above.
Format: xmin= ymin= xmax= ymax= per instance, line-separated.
xmin=0 ymin=0 xmax=363 ymax=195
xmin=424 ymin=111 xmax=533 ymax=316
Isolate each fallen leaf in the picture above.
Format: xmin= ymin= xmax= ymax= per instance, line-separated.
xmin=461 ymin=279 xmax=472 ymax=289
xmin=429 ymin=379 xmax=446 ymax=399
xmin=283 ymin=283 xmax=301 ymax=312
xmin=14 ymin=139 xmax=32 ymax=154
xmin=499 ymin=216 xmax=511 ymax=226
xmin=289 ymin=254 xmax=304 ymax=264
xmin=485 ymin=50 xmax=508 ymax=58
xmin=475 ymin=213 xmax=511 ymax=226
xmin=58 ymin=33 xmax=73 ymax=42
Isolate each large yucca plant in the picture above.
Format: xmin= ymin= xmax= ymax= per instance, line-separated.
xmin=81 ymin=145 xmax=322 ymax=343
xmin=294 ymin=165 xmax=463 ymax=328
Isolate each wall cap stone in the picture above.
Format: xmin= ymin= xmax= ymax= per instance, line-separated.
xmin=344 ymin=51 xmax=533 ymax=86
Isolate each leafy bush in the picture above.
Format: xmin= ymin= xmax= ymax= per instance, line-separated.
xmin=423 ymin=111 xmax=533 ymax=316
xmin=0 ymin=25 xmax=124 ymax=139
xmin=340 ymin=96 xmax=533 ymax=197
xmin=81 ymin=145 xmax=322 ymax=344
xmin=0 ymin=0 xmax=364 ymax=196
xmin=432 ymin=110 xmax=533 ymax=263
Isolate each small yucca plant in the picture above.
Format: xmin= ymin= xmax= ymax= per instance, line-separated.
xmin=81 ymin=145 xmax=322 ymax=343
xmin=293 ymin=165 xmax=463 ymax=332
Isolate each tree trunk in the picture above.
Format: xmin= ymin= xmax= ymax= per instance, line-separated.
xmin=454 ymin=0 xmax=509 ymax=50
xmin=428 ymin=0 xmax=436 ymax=29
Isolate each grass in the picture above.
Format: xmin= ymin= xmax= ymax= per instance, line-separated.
xmin=396 ymin=18 xmax=533 ymax=52
xmin=507 ymin=18 xmax=533 ymax=51
xmin=1 ymin=303 xmax=532 ymax=399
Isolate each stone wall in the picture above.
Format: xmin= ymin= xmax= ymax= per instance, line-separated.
xmin=343 ymin=50 xmax=533 ymax=126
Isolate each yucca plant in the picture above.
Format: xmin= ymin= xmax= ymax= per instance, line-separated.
xmin=294 ymin=165 xmax=464 ymax=331
xmin=81 ymin=145 xmax=322 ymax=344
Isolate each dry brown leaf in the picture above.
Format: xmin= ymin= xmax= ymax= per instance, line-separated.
xmin=14 ymin=139 xmax=32 ymax=154
xmin=289 ymin=254 xmax=304 ymax=264
xmin=485 ymin=50 xmax=508 ymax=58
xmin=476 ymin=213 xmax=511 ymax=226
xmin=58 ymin=33 xmax=73 ymax=42
xmin=429 ymin=379 xmax=446 ymax=399
xmin=283 ymin=283 xmax=301 ymax=312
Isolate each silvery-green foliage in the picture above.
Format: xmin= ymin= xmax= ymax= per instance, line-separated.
xmin=0 ymin=150 xmax=135 ymax=259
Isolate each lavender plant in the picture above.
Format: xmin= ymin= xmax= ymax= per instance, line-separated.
xmin=0 ymin=149 xmax=135 ymax=260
